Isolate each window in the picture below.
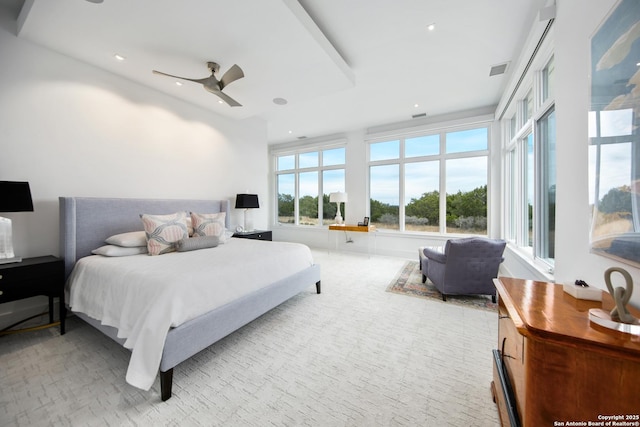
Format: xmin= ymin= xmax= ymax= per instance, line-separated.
xmin=368 ymin=124 xmax=489 ymax=234
xmin=504 ymin=54 xmax=556 ymax=267
xmin=274 ymin=146 xmax=346 ymax=226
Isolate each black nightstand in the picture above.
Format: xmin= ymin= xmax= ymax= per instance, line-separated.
xmin=0 ymin=256 xmax=66 ymax=334
xmin=232 ymin=230 xmax=272 ymax=241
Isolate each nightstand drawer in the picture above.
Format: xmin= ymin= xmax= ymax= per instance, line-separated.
xmin=0 ymin=256 xmax=66 ymax=333
xmin=0 ymin=260 xmax=61 ymax=283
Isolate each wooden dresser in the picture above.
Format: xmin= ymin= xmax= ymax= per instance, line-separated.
xmin=491 ymin=277 xmax=640 ymax=427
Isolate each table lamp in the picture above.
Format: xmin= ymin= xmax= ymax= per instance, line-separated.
xmin=235 ymin=194 xmax=259 ymax=232
xmin=329 ymin=192 xmax=347 ymax=225
xmin=0 ymin=181 xmax=34 ymax=264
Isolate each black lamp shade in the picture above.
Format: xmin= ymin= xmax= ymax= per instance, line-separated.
xmin=235 ymin=194 xmax=259 ymax=209
xmin=0 ymin=181 xmax=34 ymax=212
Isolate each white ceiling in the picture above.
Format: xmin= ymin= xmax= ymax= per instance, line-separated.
xmin=9 ymin=0 xmax=547 ymax=144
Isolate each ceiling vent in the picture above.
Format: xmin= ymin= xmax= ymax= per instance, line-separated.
xmin=489 ymin=62 xmax=509 ymax=77
xmin=412 ymin=113 xmax=427 ymax=119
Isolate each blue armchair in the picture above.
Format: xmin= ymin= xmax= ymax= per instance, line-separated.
xmin=419 ymin=237 xmax=506 ymax=302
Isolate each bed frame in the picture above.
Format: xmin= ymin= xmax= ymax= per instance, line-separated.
xmin=59 ymin=196 xmax=321 ymax=401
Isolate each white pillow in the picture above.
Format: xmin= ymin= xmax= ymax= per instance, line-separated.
xmin=105 ymin=231 xmax=147 ymax=247
xmin=92 ymin=245 xmax=148 ymax=257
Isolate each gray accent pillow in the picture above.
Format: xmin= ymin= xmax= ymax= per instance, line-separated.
xmin=176 ymin=235 xmax=220 ymax=252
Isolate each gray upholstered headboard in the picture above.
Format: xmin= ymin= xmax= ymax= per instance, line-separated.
xmin=59 ymin=197 xmax=231 ymax=278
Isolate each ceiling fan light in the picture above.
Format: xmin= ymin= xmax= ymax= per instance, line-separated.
xmin=113 ymin=54 xmax=125 ymax=61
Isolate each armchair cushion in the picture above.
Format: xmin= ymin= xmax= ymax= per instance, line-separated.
xmin=422 ymin=247 xmax=446 ymax=264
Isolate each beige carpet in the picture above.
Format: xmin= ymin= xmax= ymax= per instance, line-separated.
xmin=0 ymin=250 xmax=500 ymax=427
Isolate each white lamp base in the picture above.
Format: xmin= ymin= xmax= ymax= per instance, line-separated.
xmin=243 ymin=209 xmax=254 ymax=232
xmin=334 ymin=203 xmax=344 ymax=225
xmin=0 ymin=216 xmax=17 ymax=260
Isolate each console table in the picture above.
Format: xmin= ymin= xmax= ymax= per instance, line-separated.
xmin=328 ymin=224 xmax=376 ymax=256
xmin=491 ymin=277 xmax=640 ymax=426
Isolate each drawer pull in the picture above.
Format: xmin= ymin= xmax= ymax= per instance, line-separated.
xmin=499 ymin=315 xmax=510 ymax=319
xmin=501 ymin=337 xmax=516 ymax=362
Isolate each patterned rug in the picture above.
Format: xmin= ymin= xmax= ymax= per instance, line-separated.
xmin=386 ymin=260 xmax=498 ymax=312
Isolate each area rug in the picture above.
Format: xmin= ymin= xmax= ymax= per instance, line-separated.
xmin=386 ymin=260 xmax=498 ymax=312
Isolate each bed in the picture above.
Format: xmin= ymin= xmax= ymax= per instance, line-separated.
xmin=59 ymin=196 xmax=321 ymax=401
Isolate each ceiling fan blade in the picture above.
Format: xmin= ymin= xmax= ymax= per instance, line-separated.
xmin=152 ymin=70 xmax=209 ymax=84
xmin=219 ymin=64 xmax=244 ymax=90
xmin=213 ymin=90 xmax=242 ymax=107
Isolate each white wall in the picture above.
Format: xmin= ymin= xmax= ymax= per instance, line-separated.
xmin=0 ymin=13 xmax=269 ymax=327
xmin=553 ymin=0 xmax=640 ymax=307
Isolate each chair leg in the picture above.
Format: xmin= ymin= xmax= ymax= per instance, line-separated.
xmin=492 ymin=294 xmax=496 ymax=303
xmin=442 ymin=294 xmax=447 ymax=301
xmin=422 ymin=274 xmax=426 ymax=283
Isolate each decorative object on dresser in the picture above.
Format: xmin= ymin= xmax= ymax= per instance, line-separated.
xmin=589 ymin=266 xmax=640 ymax=335
xmin=232 ymin=229 xmax=272 ymax=241
xmin=0 ymin=181 xmax=34 ymax=263
xmin=491 ymin=277 xmax=640 ymax=427
xmin=235 ymin=193 xmax=259 ymax=232
xmin=329 ymin=191 xmax=347 ymax=225
xmin=0 ymin=256 xmax=65 ymax=335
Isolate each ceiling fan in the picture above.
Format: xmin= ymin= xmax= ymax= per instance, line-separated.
xmin=152 ymin=61 xmax=244 ymax=107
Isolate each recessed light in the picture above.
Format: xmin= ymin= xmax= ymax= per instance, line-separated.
xmin=414 ymin=103 xmax=420 ymax=108
xmin=113 ymin=54 xmax=125 ymax=61
xmin=288 ymin=130 xmax=293 ymax=134
xmin=218 ymin=100 xmax=224 ymax=104
xmin=273 ymin=97 xmax=288 ymax=105
xmin=427 ymin=23 xmax=436 ymax=31
xmin=175 ymin=81 xmax=183 ymax=86
xmin=85 ymin=0 xmax=104 ymax=3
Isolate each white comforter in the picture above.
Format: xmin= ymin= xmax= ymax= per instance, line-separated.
xmin=67 ymin=238 xmax=314 ymax=390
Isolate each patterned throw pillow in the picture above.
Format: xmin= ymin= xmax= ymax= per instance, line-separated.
xmin=140 ymin=212 xmax=189 ymax=255
xmin=190 ymin=212 xmax=226 ymax=240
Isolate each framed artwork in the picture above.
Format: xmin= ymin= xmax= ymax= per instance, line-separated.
xmin=589 ymin=0 xmax=640 ymax=267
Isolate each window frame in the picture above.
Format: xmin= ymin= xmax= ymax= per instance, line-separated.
xmin=271 ymin=140 xmax=346 ymax=227
xmin=367 ymin=122 xmax=491 ymax=235
xmin=503 ymin=53 xmax=556 ymax=270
